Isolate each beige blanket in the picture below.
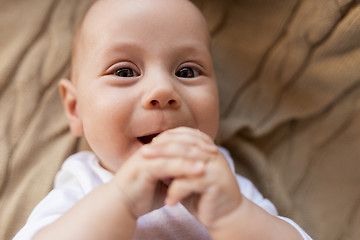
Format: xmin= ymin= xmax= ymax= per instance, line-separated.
xmin=1 ymin=0 xmax=360 ymax=239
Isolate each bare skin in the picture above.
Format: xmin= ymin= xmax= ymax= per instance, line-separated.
xmin=35 ymin=0 xmax=303 ymax=239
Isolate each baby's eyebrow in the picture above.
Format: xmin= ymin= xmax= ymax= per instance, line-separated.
xmin=106 ymin=39 xmax=207 ymax=52
xmin=97 ymin=40 xmax=209 ymax=58
xmin=97 ymin=41 xmax=145 ymax=56
xmin=91 ymin=41 xmax=146 ymax=69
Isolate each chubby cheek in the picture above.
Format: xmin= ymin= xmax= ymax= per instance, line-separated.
xmin=77 ymin=93 xmax=136 ymax=172
xmin=200 ymin=100 xmax=219 ymax=140
xmin=189 ymin=89 xmax=219 ymax=140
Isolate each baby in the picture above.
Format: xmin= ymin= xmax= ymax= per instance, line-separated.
xmin=14 ymin=0 xmax=312 ymax=239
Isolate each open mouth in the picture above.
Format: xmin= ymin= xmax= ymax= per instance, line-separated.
xmin=137 ymin=133 xmax=160 ymax=144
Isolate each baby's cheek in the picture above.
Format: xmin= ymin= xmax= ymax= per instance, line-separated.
xmin=198 ymin=105 xmax=219 ymax=140
xmin=81 ymin=118 xmax=132 ymax=171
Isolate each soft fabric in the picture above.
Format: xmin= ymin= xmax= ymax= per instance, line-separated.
xmin=1 ymin=0 xmax=360 ymax=239
xmin=13 ymin=149 xmax=311 ymax=240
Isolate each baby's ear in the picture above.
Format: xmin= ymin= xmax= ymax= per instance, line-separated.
xmin=58 ymin=78 xmax=84 ymax=136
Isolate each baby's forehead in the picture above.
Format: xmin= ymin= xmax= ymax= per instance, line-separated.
xmin=71 ymin=0 xmax=210 ymax=80
xmin=78 ymin=0 xmax=209 ymax=40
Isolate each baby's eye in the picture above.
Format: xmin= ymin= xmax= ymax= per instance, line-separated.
xmin=176 ymin=67 xmax=199 ymax=78
xmin=114 ymin=68 xmax=139 ymax=77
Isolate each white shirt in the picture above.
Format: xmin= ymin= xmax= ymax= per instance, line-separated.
xmin=14 ymin=147 xmax=312 ymax=239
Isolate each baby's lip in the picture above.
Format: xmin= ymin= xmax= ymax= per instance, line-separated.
xmin=137 ymin=132 xmax=161 ymax=144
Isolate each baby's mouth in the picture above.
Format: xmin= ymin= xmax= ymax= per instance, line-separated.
xmin=137 ymin=133 xmax=160 ymax=144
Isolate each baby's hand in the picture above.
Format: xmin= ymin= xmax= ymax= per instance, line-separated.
xmin=141 ymin=127 xmax=243 ymax=229
xmin=110 ymin=127 xmax=217 ymax=219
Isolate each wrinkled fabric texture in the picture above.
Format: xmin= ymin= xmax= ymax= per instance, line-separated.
xmin=1 ymin=0 xmax=360 ymax=239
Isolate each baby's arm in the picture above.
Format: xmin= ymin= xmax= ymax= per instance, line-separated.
xmin=34 ymin=180 xmax=137 ymax=240
xmin=143 ymin=127 xmax=304 ymax=240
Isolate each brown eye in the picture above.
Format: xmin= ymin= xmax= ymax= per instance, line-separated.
xmin=176 ymin=67 xmax=199 ymax=78
xmin=114 ymin=68 xmax=138 ymax=77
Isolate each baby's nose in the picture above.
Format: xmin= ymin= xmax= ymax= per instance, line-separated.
xmin=141 ymin=83 xmax=181 ymax=109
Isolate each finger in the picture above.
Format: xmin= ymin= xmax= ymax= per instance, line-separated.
xmin=165 ymin=175 xmax=208 ymax=206
xmin=143 ymin=158 xmax=206 ymax=183
xmin=141 ymin=142 xmax=217 ymax=161
xmin=142 ymin=129 xmax=218 ymax=157
xmin=161 ymin=127 xmax=214 ymax=143
xmin=156 ymin=127 xmax=215 ymax=147
xmin=164 ymin=154 xmax=231 ymax=206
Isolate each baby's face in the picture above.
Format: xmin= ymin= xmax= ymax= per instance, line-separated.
xmin=70 ymin=0 xmax=219 ymax=171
